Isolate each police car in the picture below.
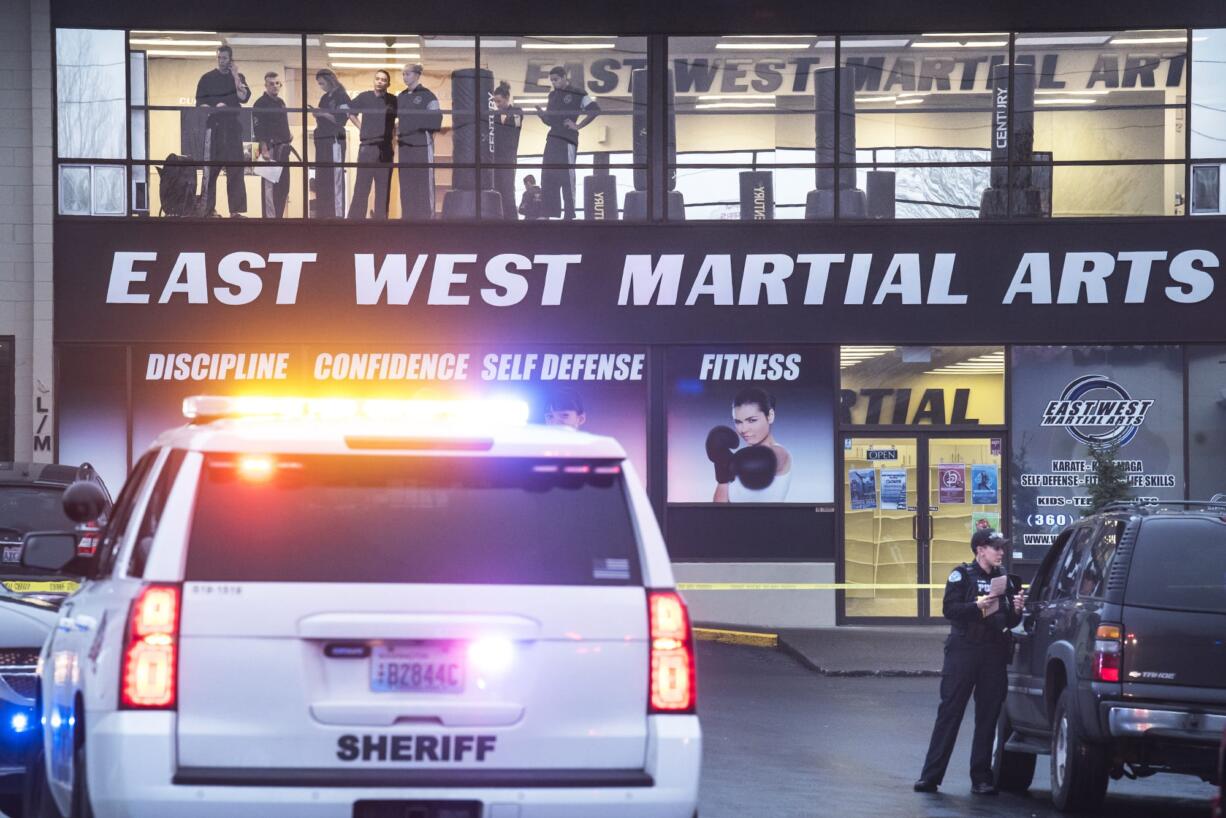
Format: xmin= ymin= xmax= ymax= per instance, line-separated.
xmin=20 ymin=397 xmax=701 ymax=818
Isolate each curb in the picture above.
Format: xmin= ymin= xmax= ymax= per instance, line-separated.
xmin=776 ymin=636 xmax=942 ymax=678
xmin=693 ymin=627 xmax=779 ymax=648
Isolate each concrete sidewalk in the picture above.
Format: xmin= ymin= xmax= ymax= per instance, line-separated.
xmin=698 ymin=624 xmax=947 ymax=677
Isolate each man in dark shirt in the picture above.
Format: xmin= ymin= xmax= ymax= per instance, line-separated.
xmin=535 ymin=66 xmax=600 ymax=219
xmin=346 ymin=69 xmax=396 ymax=220
xmin=915 ymin=529 xmax=1025 ymax=795
xmin=311 ymin=68 xmax=351 ymax=219
xmin=195 ymin=45 xmax=251 ymax=217
xmin=518 ymin=174 xmax=545 ymax=220
xmin=253 ymin=71 xmax=293 ymax=218
xmin=396 ymin=63 xmax=442 ymax=221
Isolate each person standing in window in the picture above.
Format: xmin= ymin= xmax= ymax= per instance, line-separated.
xmin=535 ymin=66 xmax=599 ymax=220
xmin=347 ymin=69 xmax=396 ymax=220
xmin=195 ymin=45 xmax=251 ymax=218
xmin=253 ymin=71 xmax=293 ymax=218
xmin=396 ymin=63 xmax=442 ymax=221
xmin=491 ymin=81 xmax=523 ymax=220
xmin=311 ymin=69 xmax=350 ymax=219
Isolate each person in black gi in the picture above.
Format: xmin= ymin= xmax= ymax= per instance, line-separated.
xmin=253 ymin=71 xmax=292 ymax=218
xmin=311 ymin=68 xmax=350 ymax=219
xmin=347 ymin=69 xmax=396 ymax=220
xmin=535 ymin=66 xmax=599 ymax=219
xmin=915 ymin=528 xmax=1024 ymax=795
xmin=396 ymin=63 xmax=442 ymax=221
xmin=195 ymin=45 xmax=251 ymax=217
xmin=491 ymin=81 xmax=523 ymax=220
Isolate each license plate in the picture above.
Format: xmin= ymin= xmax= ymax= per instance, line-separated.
xmin=371 ymin=642 xmax=465 ymax=694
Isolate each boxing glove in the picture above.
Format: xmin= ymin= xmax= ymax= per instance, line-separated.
xmin=732 ymin=445 xmax=778 ymax=490
xmin=705 ymin=426 xmax=739 ymax=484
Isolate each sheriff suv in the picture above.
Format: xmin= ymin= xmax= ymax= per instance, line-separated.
xmin=20 ymin=397 xmax=701 ymax=818
xmin=993 ymin=501 xmax=1226 ymax=812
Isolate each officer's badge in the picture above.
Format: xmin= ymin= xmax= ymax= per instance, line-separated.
xmin=947 ymin=570 xmax=961 ymax=582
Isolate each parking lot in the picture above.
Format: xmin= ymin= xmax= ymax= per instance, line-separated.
xmin=698 ymin=641 xmax=1217 ymax=818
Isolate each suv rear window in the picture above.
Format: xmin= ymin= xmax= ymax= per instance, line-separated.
xmin=1125 ymin=517 xmax=1226 ymax=613
xmin=186 ymin=454 xmax=641 ymax=586
xmin=0 ymin=486 xmax=73 ymax=536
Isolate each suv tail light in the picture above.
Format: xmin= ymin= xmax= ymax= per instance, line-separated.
xmin=120 ymin=584 xmax=181 ymax=709
xmin=648 ymin=590 xmax=696 ymax=714
xmin=1093 ymin=623 xmax=1123 ymax=683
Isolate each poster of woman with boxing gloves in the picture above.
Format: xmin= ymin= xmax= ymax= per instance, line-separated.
xmin=666 ymin=346 xmax=834 ymax=504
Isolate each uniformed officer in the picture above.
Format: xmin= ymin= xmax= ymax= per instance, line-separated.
xmin=346 ymin=69 xmax=397 ymax=220
xmin=534 ymin=66 xmax=600 ymax=219
xmin=396 ymin=63 xmax=442 ymax=221
xmin=915 ymin=528 xmax=1024 ymax=795
xmin=252 ymin=71 xmax=293 ymax=218
xmin=195 ymin=45 xmax=251 ymax=217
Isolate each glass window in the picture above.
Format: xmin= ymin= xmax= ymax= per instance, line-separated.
xmin=840 ymin=346 xmax=1005 ymax=426
xmin=185 ymin=455 xmax=641 ymax=585
xmin=306 ymin=35 xmax=475 ymax=221
xmin=1016 ymin=30 xmax=1186 ymax=162
xmin=481 ymin=36 xmax=644 ymax=221
xmin=1191 ymin=164 xmax=1221 ymax=213
xmin=96 ymin=450 xmax=158 ymax=577
xmin=129 ymin=449 xmax=186 ymax=577
xmin=56 ymin=29 xmax=126 ymax=159
xmin=1078 ymin=518 xmax=1123 ymax=597
xmin=669 ymin=37 xmax=833 ymax=220
xmin=1188 ymin=345 xmax=1226 ymax=500
xmin=1127 ymin=518 xmax=1226 ymax=613
xmin=133 ymin=31 xmax=307 ymax=218
xmin=1051 ymin=525 xmax=1092 ymax=600
xmin=843 ymin=34 xmax=1005 ymax=219
xmin=1039 ymin=162 xmax=1184 ymax=217
xmin=1191 ymin=29 xmax=1226 ymax=160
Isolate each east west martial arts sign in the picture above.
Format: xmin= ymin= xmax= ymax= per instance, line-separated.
xmin=55 ymin=220 xmax=1225 ymax=346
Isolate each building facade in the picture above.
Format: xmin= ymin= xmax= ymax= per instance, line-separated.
xmin=7 ymin=0 xmax=1226 ymax=626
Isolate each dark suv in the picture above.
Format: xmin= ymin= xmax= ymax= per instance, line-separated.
xmin=993 ymin=501 xmax=1226 ymax=812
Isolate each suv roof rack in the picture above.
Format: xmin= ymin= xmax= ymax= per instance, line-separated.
xmin=1098 ymin=499 xmax=1226 ymax=515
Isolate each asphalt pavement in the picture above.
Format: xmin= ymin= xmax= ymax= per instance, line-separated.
xmin=697 ymin=640 xmax=1217 ymax=818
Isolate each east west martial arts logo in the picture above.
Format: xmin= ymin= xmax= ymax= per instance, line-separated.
xmin=1040 ymin=375 xmax=1153 ymax=448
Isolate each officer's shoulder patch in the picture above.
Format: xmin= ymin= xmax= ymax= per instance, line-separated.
xmin=947 ymin=569 xmax=963 ymax=583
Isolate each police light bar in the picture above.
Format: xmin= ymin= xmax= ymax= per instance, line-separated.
xmin=182 ymin=396 xmax=531 ymax=428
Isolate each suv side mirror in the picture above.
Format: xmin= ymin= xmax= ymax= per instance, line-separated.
xmin=21 ymin=532 xmax=79 ymax=573
xmin=62 ymin=480 xmax=108 ymax=525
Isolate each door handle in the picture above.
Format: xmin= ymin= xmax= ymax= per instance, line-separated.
xmin=912 ymin=516 xmax=919 ymax=541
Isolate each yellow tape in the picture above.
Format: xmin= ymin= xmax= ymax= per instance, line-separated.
xmin=678 ymin=582 xmax=946 ymax=591
xmin=2 ymin=580 xmax=80 ymax=594
xmin=693 ymin=627 xmax=779 ymax=648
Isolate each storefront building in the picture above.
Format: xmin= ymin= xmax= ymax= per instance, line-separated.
xmin=12 ymin=0 xmax=1226 ymax=626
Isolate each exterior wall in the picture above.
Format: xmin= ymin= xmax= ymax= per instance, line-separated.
xmin=0 ymin=0 xmax=52 ymax=462
xmin=673 ymin=562 xmax=836 ymax=629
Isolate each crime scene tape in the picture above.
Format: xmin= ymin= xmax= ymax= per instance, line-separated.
xmin=2 ymin=580 xmax=80 ymax=594
xmin=678 ymin=582 xmax=946 ymax=591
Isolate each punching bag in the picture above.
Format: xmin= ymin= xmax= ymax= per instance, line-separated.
xmin=451 ymin=68 xmax=495 ymax=191
xmin=806 ymin=66 xmax=866 ymax=219
xmin=739 ymin=171 xmax=773 ymax=220
xmin=584 ymin=152 xmax=618 ymax=220
xmin=625 ymin=67 xmax=684 ymax=220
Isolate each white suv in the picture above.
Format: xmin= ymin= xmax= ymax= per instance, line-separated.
xmin=20 ymin=397 xmax=701 ymax=818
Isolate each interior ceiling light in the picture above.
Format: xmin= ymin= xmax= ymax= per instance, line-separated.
xmin=715 ymin=43 xmax=812 ymax=50
xmin=841 ymin=39 xmax=911 ymax=48
xmin=1108 ymin=36 xmax=1188 ymax=44
xmin=330 ymin=61 xmax=407 ymax=69
xmin=1013 ymin=35 xmax=1111 ymax=46
xmin=694 ymin=102 xmax=776 ymax=109
xmin=131 ymin=29 xmax=215 ymax=35
xmin=856 ymin=95 xmax=897 ymax=103
xmin=1035 ymin=88 xmax=1111 ymax=95
xmin=226 ymin=36 xmax=302 ymax=46
xmin=521 ymin=43 xmax=615 ymax=50
xmin=325 ymin=42 xmax=421 ymax=50
xmin=1035 ymin=98 xmax=1098 ymax=105
xmin=328 ymin=52 xmax=421 ymax=60
xmin=697 ymin=94 xmax=777 ymax=101
xmin=895 ymin=98 xmax=924 ymax=105
xmin=146 ymin=50 xmax=221 ymax=57
xmin=129 ymin=38 xmax=222 ymax=46
xmin=911 ymin=40 xmax=1008 ymax=48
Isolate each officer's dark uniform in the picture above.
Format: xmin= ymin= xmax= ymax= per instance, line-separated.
xmin=347 ymin=89 xmax=397 ymax=220
xmin=195 ymin=68 xmax=250 ymax=216
xmin=396 ymin=82 xmax=442 ymax=221
xmin=253 ymin=91 xmax=292 ymax=218
xmin=312 ymin=85 xmax=351 ymax=218
xmin=917 ymin=530 xmax=1022 ymax=792
xmin=537 ymin=85 xmax=599 ymax=219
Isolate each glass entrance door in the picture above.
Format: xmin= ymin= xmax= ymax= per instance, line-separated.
xmin=927 ymin=437 xmax=1004 ymax=619
xmin=842 ymin=434 xmax=1006 ymax=620
xmin=843 ymin=437 xmax=920 ymax=618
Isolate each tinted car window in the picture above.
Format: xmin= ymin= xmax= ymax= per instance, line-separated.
xmin=186 ymin=455 xmax=641 ymax=586
xmin=1051 ymin=526 xmax=1093 ymax=601
xmin=1125 ymin=517 xmax=1226 ymax=614
xmin=96 ymin=451 xmax=158 ymax=576
xmin=0 ymin=487 xmax=75 ymax=536
xmin=128 ymin=450 xmax=186 ymax=578
xmin=1078 ymin=519 xmax=1124 ymax=598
